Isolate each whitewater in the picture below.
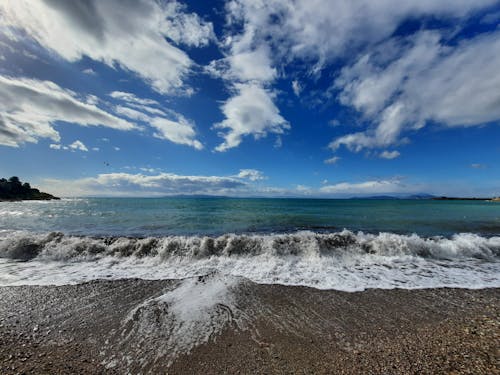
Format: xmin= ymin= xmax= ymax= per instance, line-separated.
xmin=0 ymin=197 xmax=498 ymax=290
xmin=0 ymin=229 xmax=498 ymax=290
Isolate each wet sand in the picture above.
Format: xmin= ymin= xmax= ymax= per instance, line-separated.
xmin=0 ymin=277 xmax=498 ymax=374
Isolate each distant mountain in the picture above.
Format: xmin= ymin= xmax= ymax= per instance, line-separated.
xmin=350 ymin=194 xmax=436 ymax=200
xmin=353 ymin=195 xmax=400 ymax=200
xmin=406 ymin=194 xmax=436 ymax=199
xmin=162 ymin=194 xmax=229 ymax=199
xmin=0 ymin=176 xmax=59 ymax=201
xmin=431 ymin=196 xmax=492 ymax=201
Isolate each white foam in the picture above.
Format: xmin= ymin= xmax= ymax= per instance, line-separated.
xmin=0 ymin=230 xmax=498 ymax=290
xmin=155 ymin=275 xmax=236 ymax=322
xmin=103 ymin=274 xmax=239 ymax=368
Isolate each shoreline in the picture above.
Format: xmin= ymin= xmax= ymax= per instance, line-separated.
xmin=0 ymin=277 xmax=498 ymax=374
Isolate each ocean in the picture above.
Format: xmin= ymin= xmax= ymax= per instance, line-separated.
xmin=0 ymin=197 xmax=499 ymax=290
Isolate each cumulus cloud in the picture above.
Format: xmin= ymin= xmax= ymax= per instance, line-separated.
xmin=214 ymin=83 xmax=289 ymax=151
xmin=68 ymin=140 xmax=88 ymax=152
xmin=0 ymin=0 xmax=214 ymax=94
xmin=225 ymin=0 xmax=495 ymax=70
xmin=160 ymin=1 xmax=215 ymax=48
xmin=150 ymin=116 xmax=203 ymax=150
xmin=236 ymin=169 xmax=266 ymax=181
xmin=218 ymin=0 xmax=496 ymax=152
xmin=0 ymin=75 xmax=137 ymax=147
xmin=331 ymin=31 xmax=500 ymax=153
xmin=208 ymin=4 xmax=289 ymax=152
xmin=208 ymin=46 xmax=276 ymax=83
xmin=379 ymin=150 xmax=400 ymax=160
xmin=40 ymin=172 xmax=251 ymax=197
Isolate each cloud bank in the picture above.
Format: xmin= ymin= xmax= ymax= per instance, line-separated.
xmin=41 ymin=172 xmax=251 ymax=197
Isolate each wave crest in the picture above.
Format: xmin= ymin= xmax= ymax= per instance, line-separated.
xmin=1 ymin=230 xmax=499 ymax=261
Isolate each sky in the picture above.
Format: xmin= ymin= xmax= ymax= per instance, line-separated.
xmin=0 ymin=0 xmax=499 ymax=198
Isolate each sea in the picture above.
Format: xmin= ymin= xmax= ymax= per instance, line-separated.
xmin=0 ymin=197 xmax=499 ymax=290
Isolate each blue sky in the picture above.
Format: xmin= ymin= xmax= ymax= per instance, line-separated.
xmin=0 ymin=0 xmax=499 ymax=197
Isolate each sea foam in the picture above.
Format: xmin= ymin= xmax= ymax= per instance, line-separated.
xmin=0 ymin=230 xmax=499 ymax=290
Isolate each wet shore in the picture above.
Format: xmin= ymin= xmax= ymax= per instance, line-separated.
xmin=0 ymin=277 xmax=498 ymax=374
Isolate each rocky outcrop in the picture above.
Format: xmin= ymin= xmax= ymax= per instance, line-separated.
xmin=0 ymin=176 xmax=60 ymax=201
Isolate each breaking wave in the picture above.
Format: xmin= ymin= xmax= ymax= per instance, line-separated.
xmin=0 ymin=230 xmax=499 ymax=290
xmin=1 ymin=230 xmax=499 ymax=261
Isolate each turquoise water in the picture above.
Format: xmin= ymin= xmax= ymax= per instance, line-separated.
xmin=0 ymin=198 xmax=499 ymax=289
xmin=0 ymin=198 xmax=499 ymax=237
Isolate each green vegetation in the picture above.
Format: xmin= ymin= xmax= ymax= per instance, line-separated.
xmin=0 ymin=176 xmax=59 ymax=201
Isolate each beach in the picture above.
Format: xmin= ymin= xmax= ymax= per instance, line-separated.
xmin=0 ymin=198 xmax=499 ymax=373
xmin=2 ymin=0 xmax=500 ymax=372
xmin=0 ymin=277 xmax=498 ymax=374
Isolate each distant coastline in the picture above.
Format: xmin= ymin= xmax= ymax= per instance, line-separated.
xmin=0 ymin=177 xmax=59 ymax=201
xmin=350 ymin=194 xmax=500 ymax=201
xmin=432 ymin=196 xmax=500 ymax=202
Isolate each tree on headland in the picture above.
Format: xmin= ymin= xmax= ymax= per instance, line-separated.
xmin=0 ymin=177 xmax=59 ymax=201
xmin=9 ymin=176 xmax=20 ymax=185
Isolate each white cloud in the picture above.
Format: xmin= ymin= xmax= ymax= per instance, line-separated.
xmin=85 ymin=94 xmax=99 ymax=106
xmin=110 ymin=91 xmax=159 ymax=107
xmin=320 ymin=179 xmax=411 ymax=195
xmin=69 ymin=140 xmax=88 ymax=152
xmin=331 ymin=31 xmax=500 ymax=152
xmin=49 ymin=143 xmax=61 ymax=150
xmin=208 ymin=6 xmax=289 ymax=151
xmin=82 ymin=68 xmax=96 ymax=75
xmin=0 ymin=75 xmax=137 ymax=147
xmin=274 ymin=136 xmax=283 ymax=149
xmin=111 ymin=91 xmax=170 ymax=117
xmin=379 ymin=150 xmax=400 ymax=160
xmin=113 ymin=147 xmax=120 ymax=151
xmin=115 ymin=106 xmax=151 ymax=123
xmin=0 ymin=0 xmax=214 ymax=94
xmin=295 ymin=185 xmax=312 ymax=193
xmin=213 ymin=0 xmax=494 ymax=152
xmin=214 ymin=83 xmax=289 ymax=152
xmin=226 ymin=0 xmax=495 ymax=71
xmin=209 ymin=46 xmax=276 ymax=83
xmin=161 ymin=1 xmax=214 ymax=48
xmin=111 ymin=92 xmax=203 ymax=150
xmin=150 ymin=116 xmax=203 ymax=150
xmin=328 ymin=120 xmax=341 ymax=127
xmin=40 ymin=172 xmax=250 ymax=197
xmin=292 ymin=80 xmax=302 ymax=96
xmin=139 ymin=167 xmax=159 ymax=174
xmin=324 ymin=156 xmax=340 ymax=164
xmin=229 ymin=47 xmax=277 ymax=82
xmin=470 ymin=163 xmax=486 ymax=169
xmin=217 ymin=0 xmax=495 ymax=152
xmin=92 ymin=147 xmax=99 ymax=152
xmin=236 ymin=169 xmax=266 ymax=181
